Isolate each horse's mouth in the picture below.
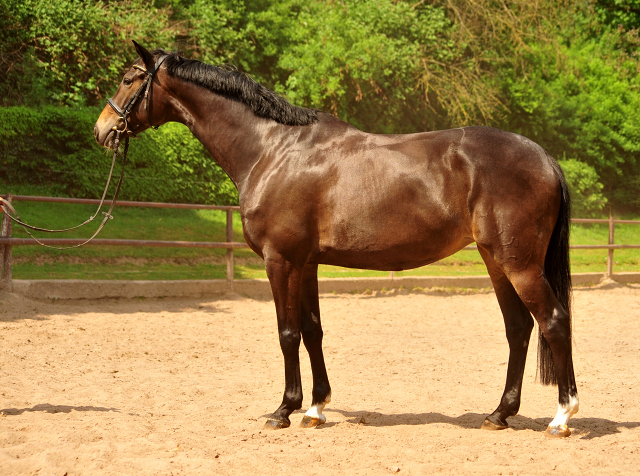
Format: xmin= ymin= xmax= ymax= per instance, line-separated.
xmin=103 ymin=130 xmax=117 ymax=149
xmin=94 ymin=126 xmax=117 ymax=150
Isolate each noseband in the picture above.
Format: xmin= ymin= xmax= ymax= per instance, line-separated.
xmin=106 ymin=55 xmax=167 ymax=136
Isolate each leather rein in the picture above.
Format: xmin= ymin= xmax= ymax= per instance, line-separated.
xmin=0 ymin=55 xmax=167 ymax=250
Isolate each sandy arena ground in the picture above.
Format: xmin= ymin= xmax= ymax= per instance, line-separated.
xmin=1 ymin=282 xmax=639 ymax=475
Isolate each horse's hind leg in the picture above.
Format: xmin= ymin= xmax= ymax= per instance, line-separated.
xmin=505 ymin=267 xmax=578 ymax=437
xmin=479 ymin=248 xmax=534 ymax=431
xmin=299 ymin=263 xmax=332 ymax=428
xmin=263 ymin=254 xmax=304 ymax=430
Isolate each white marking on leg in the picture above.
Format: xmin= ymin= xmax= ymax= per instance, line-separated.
xmin=304 ymin=393 xmax=331 ymax=423
xmin=304 ymin=403 xmax=326 ymax=423
xmin=549 ymin=395 xmax=579 ymax=428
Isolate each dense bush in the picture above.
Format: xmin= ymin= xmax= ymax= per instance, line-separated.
xmin=501 ymin=36 xmax=640 ymax=211
xmin=558 ymin=159 xmax=607 ymax=217
xmin=0 ymin=106 xmax=238 ymax=204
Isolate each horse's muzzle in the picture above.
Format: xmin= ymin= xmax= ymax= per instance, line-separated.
xmin=94 ymin=121 xmax=117 ymax=149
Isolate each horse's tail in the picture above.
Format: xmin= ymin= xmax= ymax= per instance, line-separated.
xmin=538 ymin=155 xmax=572 ymax=386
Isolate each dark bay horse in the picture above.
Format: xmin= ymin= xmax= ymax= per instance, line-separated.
xmin=94 ymin=42 xmax=578 ymax=438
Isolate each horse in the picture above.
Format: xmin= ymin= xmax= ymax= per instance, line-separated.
xmin=94 ymin=42 xmax=578 ymax=438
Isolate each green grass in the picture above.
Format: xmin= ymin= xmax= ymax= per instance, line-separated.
xmin=3 ymin=190 xmax=640 ymax=280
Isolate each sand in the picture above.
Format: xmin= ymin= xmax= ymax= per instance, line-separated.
xmin=1 ymin=282 xmax=639 ymax=475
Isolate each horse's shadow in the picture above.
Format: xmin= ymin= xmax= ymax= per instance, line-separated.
xmin=318 ymin=408 xmax=640 ymax=440
xmin=1 ymin=403 xmax=119 ymax=416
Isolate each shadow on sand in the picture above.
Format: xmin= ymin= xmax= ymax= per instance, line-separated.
xmin=317 ymin=408 xmax=640 ymax=439
xmin=0 ymin=403 xmax=119 ymax=416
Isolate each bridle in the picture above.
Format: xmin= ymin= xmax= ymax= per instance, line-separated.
xmin=0 ymin=55 xmax=167 ymax=250
xmin=107 ymin=54 xmax=168 ymax=137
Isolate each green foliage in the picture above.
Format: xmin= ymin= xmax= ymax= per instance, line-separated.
xmin=595 ymin=0 xmax=640 ymax=30
xmin=501 ymin=34 xmax=640 ymax=211
xmin=429 ymin=0 xmax=579 ymax=125
xmin=185 ymin=0 xmax=256 ymax=69
xmin=0 ymin=106 xmax=104 ymax=193
xmin=0 ymin=106 xmax=237 ymax=204
xmin=559 ymin=159 xmax=607 ymax=216
xmin=186 ymin=0 xmax=455 ymax=133
xmin=0 ymin=0 xmax=178 ymax=106
xmin=273 ymin=1 xmax=452 ymax=133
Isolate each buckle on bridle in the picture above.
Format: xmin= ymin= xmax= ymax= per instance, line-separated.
xmin=106 ymin=55 xmax=167 ymax=135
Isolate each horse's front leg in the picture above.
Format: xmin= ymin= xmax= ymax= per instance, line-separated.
xmin=299 ymin=263 xmax=332 ymax=428
xmin=263 ymin=254 xmax=304 ymax=429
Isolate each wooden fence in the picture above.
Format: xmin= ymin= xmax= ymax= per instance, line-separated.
xmin=2 ymin=194 xmax=640 ymax=291
xmin=0 ymin=194 xmax=246 ymax=291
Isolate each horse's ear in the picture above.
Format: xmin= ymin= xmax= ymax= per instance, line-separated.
xmin=132 ymin=41 xmax=154 ymax=70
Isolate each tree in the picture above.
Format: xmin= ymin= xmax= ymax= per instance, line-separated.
xmin=0 ymin=0 xmax=179 ymax=106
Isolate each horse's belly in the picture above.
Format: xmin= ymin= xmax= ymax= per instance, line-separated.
xmin=316 ymin=219 xmax=472 ymax=271
xmin=318 ymin=249 xmax=448 ymax=271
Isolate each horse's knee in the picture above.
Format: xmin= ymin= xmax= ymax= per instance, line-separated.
xmin=301 ymin=310 xmax=323 ymax=342
xmin=279 ymin=328 xmax=301 ymax=351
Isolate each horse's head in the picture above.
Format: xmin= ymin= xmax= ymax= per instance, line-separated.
xmin=94 ymin=42 xmax=169 ymax=149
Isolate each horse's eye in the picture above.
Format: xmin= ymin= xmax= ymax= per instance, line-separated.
xmin=123 ymin=78 xmax=132 ymax=86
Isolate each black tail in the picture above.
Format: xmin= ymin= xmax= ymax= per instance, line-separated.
xmin=538 ymin=156 xmax=572 ymax=386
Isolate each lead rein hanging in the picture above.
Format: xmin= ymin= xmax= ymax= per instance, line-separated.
xmin=0 ymin=133 xmax=130 ymax=250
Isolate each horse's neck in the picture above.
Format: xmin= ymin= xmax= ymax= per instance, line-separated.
xmin=165 ymin=79 xmax=276 ymax=190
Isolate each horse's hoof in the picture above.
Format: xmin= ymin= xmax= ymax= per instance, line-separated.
xmin=300 ymin=415 xmax=326 ymax=428
xmin=263 ymin=418 xmax=290 ymax=430
xmin=481 ymin=418 xmax=508 ymax=431
xmin=545 ymin=425 xmax=571 ymax=438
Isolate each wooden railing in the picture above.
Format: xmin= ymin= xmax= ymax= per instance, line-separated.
xmin=0 ymin=194 xmax=248 ymax=290
xmin=2 ymin=194 xmax=640 ymax=291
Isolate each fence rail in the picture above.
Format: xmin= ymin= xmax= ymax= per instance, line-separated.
xmin=0 ymin=194 xmax=247 ymax=291
xmin=2 ymin=194 xmax=640 ymax=291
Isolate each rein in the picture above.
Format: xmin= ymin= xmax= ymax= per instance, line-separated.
xmin=0 ymin=55 xmax=166 ymax=250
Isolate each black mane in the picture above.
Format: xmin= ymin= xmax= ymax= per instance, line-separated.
xmin=157 ymin=51 xmax=318 ymax=126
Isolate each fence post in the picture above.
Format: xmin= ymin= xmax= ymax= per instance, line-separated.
xmin=1 ymin=194 xmax=13 ymax=291
xmin=226 ymin=209 xmax=234 ymax=291
xmin=607 ymin=211 xmax=614 ymax=277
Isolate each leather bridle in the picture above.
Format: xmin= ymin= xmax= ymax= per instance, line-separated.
xmin=106 ymin=55 xmax=168 ymax=137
